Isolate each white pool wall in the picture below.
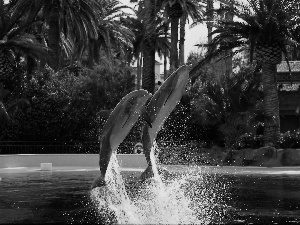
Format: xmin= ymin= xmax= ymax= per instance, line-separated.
xmin=0 ymin=154 xmax=147 ymax=169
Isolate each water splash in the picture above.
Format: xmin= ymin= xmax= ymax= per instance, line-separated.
xmin=90 ymin=154 xmax=141 ymax=224
xmin=90 ymin=145 xmax=231 ymax=224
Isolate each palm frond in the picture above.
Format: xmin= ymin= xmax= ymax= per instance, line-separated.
xmin=190 ymin=0 xmax=300 ymax=79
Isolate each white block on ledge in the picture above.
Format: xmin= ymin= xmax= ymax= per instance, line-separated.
xmin=41 ymin=163 xmax=52 ymax=171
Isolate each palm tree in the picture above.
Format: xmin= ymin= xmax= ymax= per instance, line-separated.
xmin=155 ymin=19 xmax=171 ymax=79
xmin=162 ymin=0 xmax=203 ymax=74
xmin=206 ymin=0 xmax=214 ymax=46
xmin=190 ymin=65 xmax=263 ymax=147
xmin=14 ymin=0 xmax=102 ymax=71
xmin=122 ymin=14 xmax=170 ymax=90
xmin=141 ymin=0 xmax=155 ymax=94
xmin=0 ymin=0 xmax=50 ymax=91
xmin=190 ymin=0 xmax=300 ymax=145
xmin=123 ymin=15 xmax=145 ymax=89
xmin=179 ymin=1 xmax=206 ymax=66
xmin=134 ymin=0 xmax=163 ymax=94
xmin=128 ymin=0 xmax=164 ymax=93
xmin=218 ymin=0 xmax=234 ymax=77
xmin=86 ymin=0 xmax=135 ymax=68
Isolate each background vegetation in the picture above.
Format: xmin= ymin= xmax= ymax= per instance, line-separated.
xmin=1 ymin=0 xmax=300 ymax=154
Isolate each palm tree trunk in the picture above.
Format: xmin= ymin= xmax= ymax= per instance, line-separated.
xmin=142 ymin=41 xmax=155 ymax=94
xmin=206 ymin=0 xmax=214 ymax=49
xmin=179 ymin=15 xmax=186 ymax=66
xmin=142 ymin=0 xmax=156 ymax=94
xmin=261 ymin=63 xmax=280 ymax=145
xmin=170 ymin=16 xmax=179 ymax=74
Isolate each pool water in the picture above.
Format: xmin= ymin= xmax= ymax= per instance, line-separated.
xmin=0 ymin=166 xmax=300 ymax=224
xmin=0 ymin=170 xmax=99 ymax=224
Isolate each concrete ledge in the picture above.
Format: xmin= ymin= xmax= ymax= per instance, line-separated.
xmin=0 ymin=154 xmax=147 ymax=169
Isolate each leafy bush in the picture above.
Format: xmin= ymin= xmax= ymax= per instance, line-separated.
xmin=2 ymin=65 xmax=135 ymax=144
xmin=234 ymin=133 xmax=264 ymax=149
xmin=234 ymin=130 xmax=300 ymax=149
xmin=3 ymin=74 xmax=102 ymax=142
xmin=278 ymin=131 xmax=300 ymax=149
xmin=80 ymin=65 xmax=135 ymax=110
xmin=188 ymin=65 xmax=263 ymax=147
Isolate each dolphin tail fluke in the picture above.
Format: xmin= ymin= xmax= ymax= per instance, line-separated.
xmin=91 ymin=174 xmax=106 ymax=189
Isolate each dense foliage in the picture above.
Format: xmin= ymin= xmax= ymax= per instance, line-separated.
xmin=188 ymin=59 xmax=264 ymax=148
xmin=235 ymin=130 xmax=300 ymax=149
xmin=1 ymin=0 xmax=300 ymax=155
xmin=1 ymin=65 xmax=135 ymax=143
xmin=191 ymin=0 xmax=300 ymax=145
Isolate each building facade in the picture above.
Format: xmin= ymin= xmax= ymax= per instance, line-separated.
xmin=277 ymin=61 xmax=300 ymax=132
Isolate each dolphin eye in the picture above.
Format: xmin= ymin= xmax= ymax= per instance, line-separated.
xmin=124 ymin=97 xmax=138 ymax=114
xmin=129 ymin=97 xmax=137 ymax=106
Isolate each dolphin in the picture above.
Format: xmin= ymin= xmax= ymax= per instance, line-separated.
xmin=92 ymin=89 xmax=152 ymax=188
xmin=141 ymin=65 xmax=190 ymax=180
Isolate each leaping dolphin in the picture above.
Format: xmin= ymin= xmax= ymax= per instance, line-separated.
xmin=141 ymin=65 xmax=190 ymax=180
xmin=91 ymin=90 xmax=152 ymax=188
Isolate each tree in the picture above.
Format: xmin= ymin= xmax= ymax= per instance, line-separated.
xmin=0 ymin=1 xmax=51 ymax=138
xmin=190 ymin=0 xmax=300 ymax=145
xmin=206 ymin=0 xmax=214 ymax=45
xmin=14 ymin=0 xmax=102 ymax=71
xmin=189 ymin=64 xmax=263 ymax=147
xmin=0 ymin=0 xmax=51 ymax=93
xmin=121 ymin=12 xmax=170 ymax=90
xmin=137 ymin=0 xmax=164 ymax=94
xmin=87 ymin=0 xmax=135 ymax=68
xmin=2 ymin=64 xmax=135 ymax=142
xmin=179 ymin=1 xmax=205 ymax=66
xmin=163 ymin=0 xmax=203 ymax=74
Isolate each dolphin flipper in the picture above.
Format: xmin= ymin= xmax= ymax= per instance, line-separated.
xmin=92 ymin=90 xmax=152 ymax=189
xmin=141 ymin=66 xmax=190 ymax=180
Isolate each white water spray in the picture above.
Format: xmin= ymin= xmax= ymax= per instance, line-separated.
xmin=90 ymin=144 xmax=230 ymax=224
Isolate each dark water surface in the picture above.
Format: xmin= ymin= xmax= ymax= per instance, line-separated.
xmin=0 ymin=167 xmax=300 ymax=224
xmin=226 ymin=174 xmax=300 ymax=224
